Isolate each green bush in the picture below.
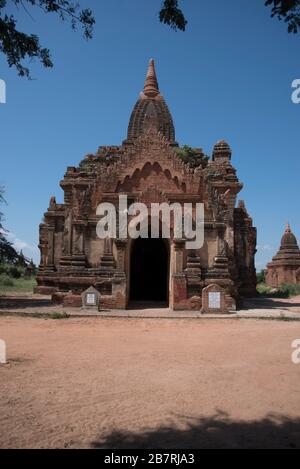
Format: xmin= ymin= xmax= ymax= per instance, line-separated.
xmin=257 ymin=283 xmax=300 ymax=298
xmin=0 ymin=274 xmax=14 ymax=287
xmin=257 ymin=283 xmax=272 ymax=295
xmin=0 ymin=275 xmax=36 ymax=293
xmin=279 ymin=284 xmax=300 ymax=297
xmin=0 ymin=263 xmax=12 ymax=275
xmin=176 ymin=145 xmax=209 ymax=169
xmin=8 ymin=266 xmax=22 ymax=278
xmin=49 ymin=312 xmax=69 ymax=320
xmin=269 ymin=288 xmax=290 ymax=299
xmin=0 ymin=263 xmax=24 ymax=278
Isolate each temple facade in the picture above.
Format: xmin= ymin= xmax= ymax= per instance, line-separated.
xmin=265 ymin=223 xmax=300 ymax=288
xmin=35 ymin=59 xmax=257 ymax=310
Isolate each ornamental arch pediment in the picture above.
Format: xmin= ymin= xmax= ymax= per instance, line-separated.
xmin=115 ymin=161 xmax=187 ymax=194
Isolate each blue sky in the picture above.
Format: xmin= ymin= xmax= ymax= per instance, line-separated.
xmin=0 ymin=0 xmax=299 ymax=267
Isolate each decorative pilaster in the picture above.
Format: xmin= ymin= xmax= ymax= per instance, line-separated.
xmin=70 ymin=221 xmax=86 ymax=268
xmin=115 ymin=238 xmax=127 ymax=275
xmin=171 ymin=238 xmax=187 ymax=309
xmin=73 ymin=222 xmax=85 ymax=255
xmin=173 ymin=238 xmax=185 ymax=274
xmin=111 ymin=238 xmax=127 ymax=308
xmin=211 ymin=226 xmax=230 ymax=278
xmin=185 ymin=250 xmax=201 ymax=275
xmin=44 ymin=226 xmax=55 ymax=272
xmin=37 ymin=223 xmax=48 ymax=272
xmin=60 ymin=215 xmax=87 ymax=268
xmin=185 ymin=249 xmax=202 ymax=297
xmin=100 ymin=238 xmax=115 ymax=271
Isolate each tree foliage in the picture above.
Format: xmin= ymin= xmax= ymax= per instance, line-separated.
xmin=257 ymin=269 xmax=266 ymax=284
xmin=157 ymin=1 xmax=300 ymax=34
xmin=265 ymin=0 xmax=300 ymax=33
xmin=0 ymin=188 xmax=20 ymax=264
xmin=159 ymin=0 xmax=187 ymax=31
xmin=0 ymin=1 xmax=299 ymax=78
xmin=176 ymin=145 xmax=209 ymax=169
xmin=0 ymin=0 xmax=95 ymax=77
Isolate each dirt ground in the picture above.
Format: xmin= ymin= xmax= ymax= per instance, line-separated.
xmin=0 ymin=316 xmax=300 ymax=449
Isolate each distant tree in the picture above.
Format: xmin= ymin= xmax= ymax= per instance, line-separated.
xmin=29 ymin=258 xmax=37 ymax=274
xmin=257 ymin=269 xmax=266 ymax=284
xmin=0 ymin=188 xmax=19 ymax=263
xmin=0 ymin=0 xmax=95 ymax=78
xmin=16 ymin=249 xmax=28 ymax=267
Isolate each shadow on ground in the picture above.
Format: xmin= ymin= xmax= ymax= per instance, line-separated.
xmin=0 ymin=298 xmax=52 ymax=309
xmin=243 ymin=297 xmax=300 ymax=311
xmin=91 ymin=411 xmax=300 ymax=449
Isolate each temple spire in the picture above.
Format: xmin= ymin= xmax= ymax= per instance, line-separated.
xmin=127 ymin=58 xmax=175 ymax=142
xmin=285 ymin=222 xmax=291 ymax=233
xmin=143 ymin=59 xmax=159 ymax=98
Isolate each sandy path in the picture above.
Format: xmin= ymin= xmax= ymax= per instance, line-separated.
xmin=0 ymin=316 xmax=300 ymax=448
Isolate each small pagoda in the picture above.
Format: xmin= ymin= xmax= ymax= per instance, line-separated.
xmin=265 ymin=223 xmax=300 ymax=287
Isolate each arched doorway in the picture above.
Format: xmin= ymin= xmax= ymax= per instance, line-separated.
xmin=129 ymin=237 xmax=169 ymax=305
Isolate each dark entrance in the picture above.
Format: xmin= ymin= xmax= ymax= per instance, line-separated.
xmin=129 ymin=237 xmax=169 ymax=304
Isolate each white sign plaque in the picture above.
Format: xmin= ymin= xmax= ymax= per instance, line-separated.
xmin=86 ymin=293 xmax=96 ymax=305
xmin=208 ymin=292 xmax=221 ymax=309
xmin=0 ymin=339 xmax=6 ymax=364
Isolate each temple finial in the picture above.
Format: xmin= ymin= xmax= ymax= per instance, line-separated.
xmin=285 ymin=222 xmax=291 ymax=233
xmin=143 ymin=58 xmax=159 ymax=98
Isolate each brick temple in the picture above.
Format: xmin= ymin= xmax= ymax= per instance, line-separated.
xmin=35 ymin=59 xmax=257 ymax=310
xmin=265 ymin=223 xmax=300 ymax=288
